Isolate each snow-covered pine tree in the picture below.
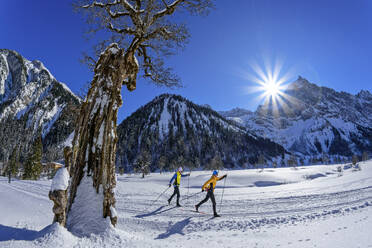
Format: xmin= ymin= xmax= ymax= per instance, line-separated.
xmin=157 ymin=155 xmax=167 ymax=174
xmin=206 ymin=153 xmax=223 ymax=170
xmin=7 ymin=146 xmax=19 ymax=183
xmin=23 ymin=135 xmax=43 ymax=180
xmin=61 ymin=0 xmax=214 ymax=233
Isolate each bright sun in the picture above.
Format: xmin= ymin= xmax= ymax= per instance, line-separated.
xmin=242 ymin=59 xmax=295 ymax=117
xmin=264 ymin=80 xmax=280 ymax=98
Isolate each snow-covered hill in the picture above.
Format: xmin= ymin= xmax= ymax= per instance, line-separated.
xmin=0 ymin=49 xmax=80 ymax=162
xmin=116 ymin=94 xmax=285 ymax=172
xmin=220 ymin=76 xmax=372 ymax=159
xmin=1 ymin=161 xmax=372 ymax=247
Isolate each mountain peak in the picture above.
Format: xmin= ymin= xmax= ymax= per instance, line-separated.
xmin=356 ymin=89 xmax=372 ymax=100
xmin=219 ymin=107 xmax=252 ymax=118
xmin=0 ymin=49 xmax=80 ymax=162
xmin=286 ymin=76 xmax=313 ymax=90
xmin=117 ymin=94 xmax=284 ymax=171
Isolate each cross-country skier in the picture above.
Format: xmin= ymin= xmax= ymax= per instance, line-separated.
xmin=168 ymin=167 xmax=190 ymax=207
xmin=195 ymin=170 xmax=227 ymax=217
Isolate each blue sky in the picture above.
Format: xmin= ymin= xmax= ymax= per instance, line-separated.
xmin=1 ymin=0 xmax=372 ymax=122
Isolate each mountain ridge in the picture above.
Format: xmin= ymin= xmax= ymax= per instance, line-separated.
xmin=116 ymin=93 xmax=285 ymax=172
xmin=0 ymin=49 xmax=80 ymax=162
xmin=220 ymin=76 xmax=372 ymax=159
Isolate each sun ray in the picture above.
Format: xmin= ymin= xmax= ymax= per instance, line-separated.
xmin=242 ymin=58 xmax=298 ymax=119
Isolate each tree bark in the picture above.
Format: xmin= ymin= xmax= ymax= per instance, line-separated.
xmin=49 ymin=190 xmax=68 ymax=225
xmin=66 ymin=43 xmax=138 ymax=231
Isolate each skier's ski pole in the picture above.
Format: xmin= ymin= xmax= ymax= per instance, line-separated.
xmin=219 ymin=176 xmax=227 ymax=213
xmin=186 ymin=170 xmax=191 ymax=205
xmin=183 ymin=191 xmax=202 ymax=201
xmin=151 ymin=186 xmax=170 ymax=206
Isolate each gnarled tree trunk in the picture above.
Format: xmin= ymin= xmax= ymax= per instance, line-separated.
xmin=65 ymin=43 xmax=137 ymax=235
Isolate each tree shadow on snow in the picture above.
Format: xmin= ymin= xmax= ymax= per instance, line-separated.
xmin=155 ymin=217 xmax=192 ymax=239
xmin=188 ymin=185 xmax=252 ymax=189
xmin=135 ymin=205 xmax=177 ymax=218
xmin=0 ymin=224 xmax=39 ymax=241
xmin=254 ymin=181 xmax=284 ymax=187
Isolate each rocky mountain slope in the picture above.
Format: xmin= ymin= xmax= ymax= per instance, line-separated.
xmin=0 ymin=49 xmax=80 ymax=162
xmin=220 ymin=76 xmax=372 ymax=159
xmin=116 ymin=94 xmax=285 ymax=172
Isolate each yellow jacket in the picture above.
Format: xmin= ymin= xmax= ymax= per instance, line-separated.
xmin=202 ymin=175 xmax=224 ymax=191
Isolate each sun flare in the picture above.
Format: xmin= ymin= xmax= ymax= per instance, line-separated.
xmin=264 ymin=80 xmax=281 ymax=98
xmin=242 ymin=59 xmax=296 ymax=117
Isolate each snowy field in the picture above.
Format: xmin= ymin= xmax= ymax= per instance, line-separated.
xmin=1 ymin=162 xmax=372 ymax=247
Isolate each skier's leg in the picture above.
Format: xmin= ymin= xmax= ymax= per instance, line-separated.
xmin=196 ymin=191 xmax=210 ymax=210
xmin=175 ymin=186 xmax=181 ymax=206
xmin=168 ymin=187 xmax=176 ymax=204
xmin=210 ymin=191 xmax=219 ymax=216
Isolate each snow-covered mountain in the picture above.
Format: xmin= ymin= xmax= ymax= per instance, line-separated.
xmin=0 ymin=49 xmax=80 ymax=162
xmin=116 ymin=94 xmax=285 ymax=172
xmin=220 ymin=76 xmax=372 ymax=158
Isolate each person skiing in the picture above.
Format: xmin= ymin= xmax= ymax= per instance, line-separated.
xmin=195 ymin=170 xmax=227 ymax=217
xmin=168 ymin=167 xmax=190 ymax=207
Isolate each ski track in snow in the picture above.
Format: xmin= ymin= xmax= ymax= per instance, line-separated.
xmin=1 ymin=162 xmax=372 ymax=247
xmin=117 ymin=181 xmax=372 ymax=234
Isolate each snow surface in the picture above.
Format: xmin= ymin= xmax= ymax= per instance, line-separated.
xmin=50 ymin=168 xmax=69 ymax=191
xmin=1 ymin=162 xmax=372 ymax=247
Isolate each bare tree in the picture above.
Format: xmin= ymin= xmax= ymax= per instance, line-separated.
xmin=351 ymin=154 xmax=361 ymax=171
xmin=61 ymin=0 xmax=214 ymax=232
xmin=287 ymin=154 xmax=298 ymax=170
xmin=257 ymin=153 xmax=265 ymax=172
xmin=322 ymin=152 xmax=329 ymax=165
xmin=272 ymin=160 xmax=277 ymax=169
xmin=352 ymin=154 xmax=359 ymax=166
xmin=362 ymin=151 xmax=369 ymax=162
xmin=134 ymin=150 xmax=151 ymax=178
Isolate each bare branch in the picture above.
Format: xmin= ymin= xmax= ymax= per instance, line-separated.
xmin=135 ymin=0 xmax=141 ymax=10
xmin=106 ymin=9 xmax=130 ymax=19
xmin=81 ymin=0 xmax=119 ymax=9
xmin=76 ymin=0 xmax=213 ymax=87
xmin=79 ymin=52 xmax=97 ymax=71
xmin=120 ymin=0 xmax=138 ymax=14
xmin=151 ymin=0 xmax=184 ymax=25
xmin=81 ymin=0 xmax=131 ymax=19
xmin=144 ymin=27 xmax=171 ymax=40
xmin=107 ymin=23 xmax=136 ymax=35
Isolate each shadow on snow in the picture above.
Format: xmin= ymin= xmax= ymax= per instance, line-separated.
xmin=155 ymin=217 xmax=192 ymax=239
xmin=0 ymin=224 xmax=39 ymax=241
xmin=135 ymin=205 xmax=178 ymax=218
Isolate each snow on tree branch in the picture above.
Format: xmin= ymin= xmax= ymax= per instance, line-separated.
xmin=75 ymin=0 xmax=213 ymax=87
